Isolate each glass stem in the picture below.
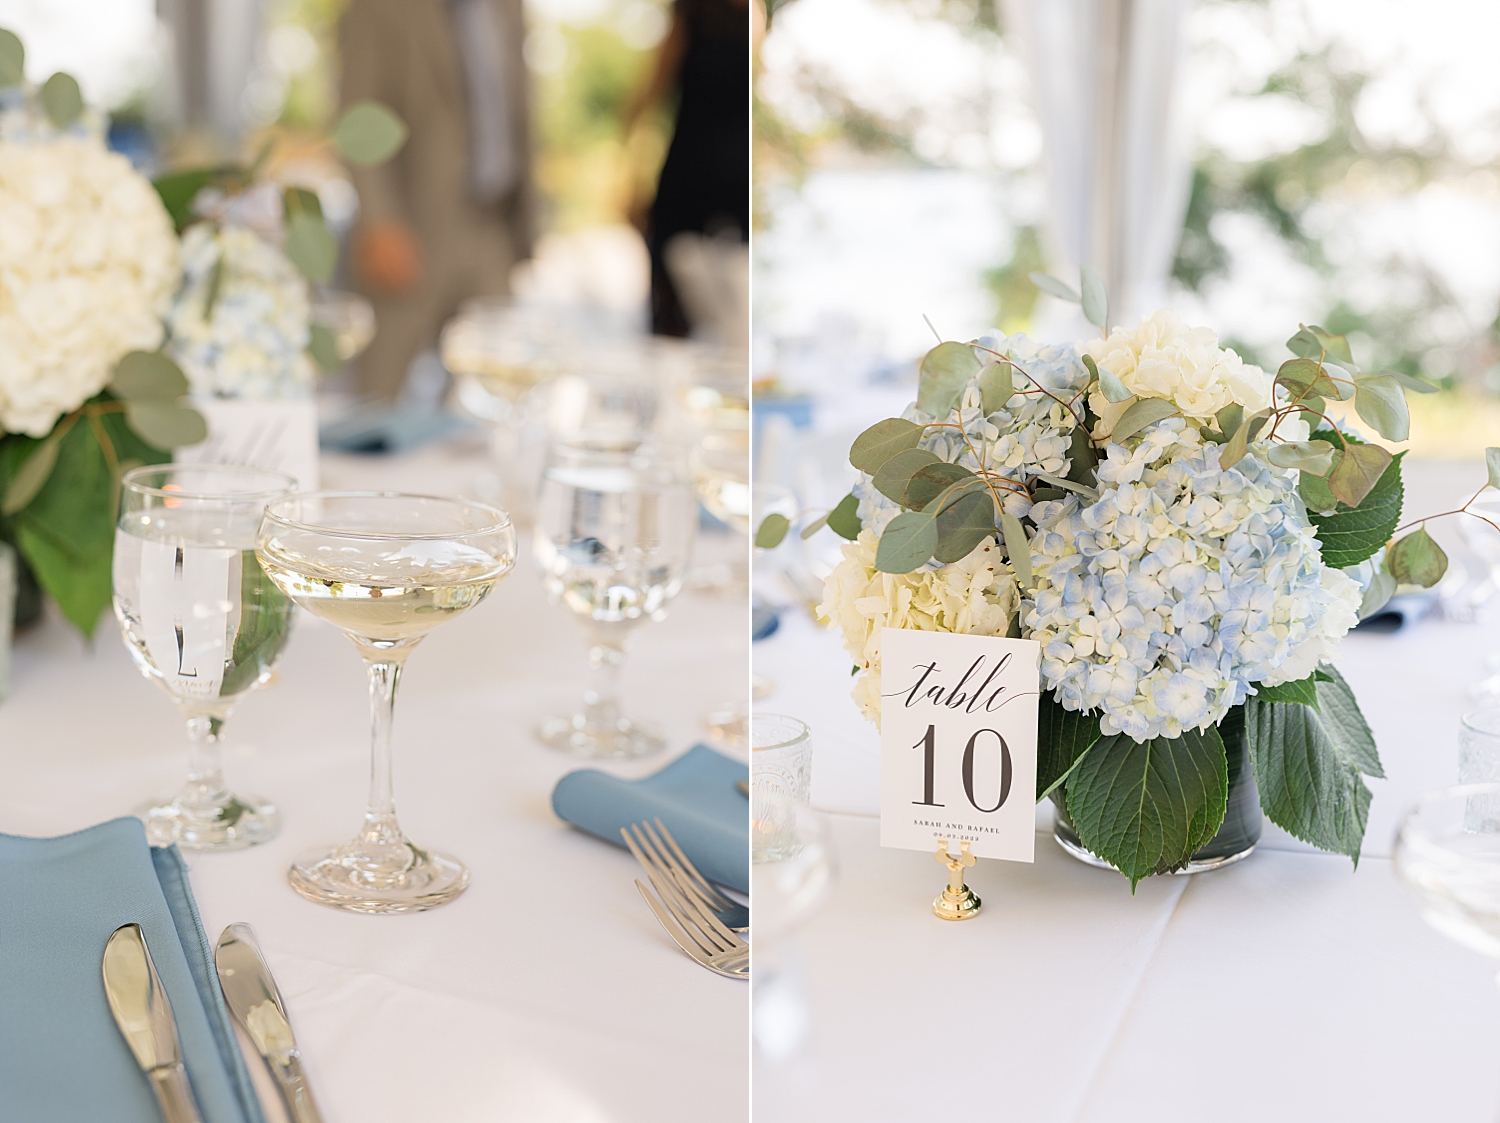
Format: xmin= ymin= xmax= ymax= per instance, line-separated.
xmin=583 ymin=627 xmax=629 ymax=730
xmin=180 ymin=711 xmax=230 ymax=812
xmin=362 ymin=659 xmax=407 ymax=849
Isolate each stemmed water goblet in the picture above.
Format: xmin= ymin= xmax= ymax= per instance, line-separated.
xmin=255 ymin=492 xmax=516 ymax=912
xmin=533 ymin=433 xmax=698 ymax=758
xmin=112 ymin=464 xmax=298 ymax=849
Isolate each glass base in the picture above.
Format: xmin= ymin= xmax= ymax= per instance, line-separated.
xmin=536 ymin=712 xmax=666 ymax=758
xmin=1053 ymin=828 xmax=1258 ymax=874
xmin=705 ymin=699 xmax=749 ymax=752
xmin=287 ymin=838 xmax=469 ymax=914
xmin=136 ymin=792 xmax=280 ymax=851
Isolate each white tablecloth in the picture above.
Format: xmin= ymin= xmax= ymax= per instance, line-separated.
xmin=752 ymin=459 xmax=1500 ymax=1123
xmin=0 ymin=442 xmax=748 ymax=1123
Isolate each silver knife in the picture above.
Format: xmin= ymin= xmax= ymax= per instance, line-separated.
xmin=215 ymin=923 xmax=324 ymax=1123
xmin=102 ymin=923 xmax=205 ymax=1123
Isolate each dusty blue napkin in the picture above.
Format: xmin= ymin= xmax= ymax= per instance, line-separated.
xmin=0 ymin=818 xmax=264 ymax=1123
xmin=552 ymin=744 xmax=749 ymax=893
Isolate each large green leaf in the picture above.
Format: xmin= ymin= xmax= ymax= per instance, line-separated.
xmin=874 ymin=510 xmax=938 ymax=574
xmin=917 ymin=341 xmax=981 ymax=416
xmin=219 ymin=554 xmax=294 ymax=697
xmin=1387 ymin=526 xmax=1448 ymax=588
xmin=1064 ymin=726 xmax=1229 ymax=888
xmin=1253 ymin=674 xmax=1319 ymax=709
xmin=849 ymin=418 xmax=923 ymax=475
xmin=932 ymin=490 xmax=994 ymax=563
xmin=1244 ymin=670 xmax=1382 ymax=864
xmin=825 ymin=493 xmax=861 ymax=540
xmin=977 ymin=362 xmax=1015 ymax=414
xmin=901 ymin=461 xmax=974 ymax=510
xmin=1110 ymin=398 xmax=1178 ymax=443
xmin=1327 ymin=442 xmax=1391 ymax=508
xmin=1036 ymin=692 xmax=1101 ymax=800
xmin=871 ymin=447 xmax=941 ymax=504
xmin=1353 ymin=374 xmax=1409 ymax=442
xmin=1302 ymin=450 xmax=1404 ymax=568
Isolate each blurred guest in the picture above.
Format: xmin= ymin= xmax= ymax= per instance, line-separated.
xmin=340 ymin=0 xmax=537 ymax=399
xmin=627 ymin=0 xmax=750 ymax=337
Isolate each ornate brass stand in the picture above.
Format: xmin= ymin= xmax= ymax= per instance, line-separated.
xmin=933 ymin=839 xmax=982 ymax=920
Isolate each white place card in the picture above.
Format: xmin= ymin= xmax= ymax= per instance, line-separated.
xmin=880 ymin=629 xmax=1042 ymax=862
xmin=175 ymin=399 xmax=321 ymax=492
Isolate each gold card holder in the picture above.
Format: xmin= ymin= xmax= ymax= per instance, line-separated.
xmin=933 ymin=839 xmax=982 ymax=920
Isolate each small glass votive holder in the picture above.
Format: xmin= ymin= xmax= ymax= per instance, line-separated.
xmin=1459 ymin=709 xmax=1500 ymax=784
xmin=753 ymin=713 xmax=813 ymax=863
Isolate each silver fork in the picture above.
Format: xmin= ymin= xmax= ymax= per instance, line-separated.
xmin=623 ymin=820 xmax=748 ymax=979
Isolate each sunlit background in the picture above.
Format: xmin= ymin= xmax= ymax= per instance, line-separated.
xmin=754 ymin=0 xmax=1500 ymax=456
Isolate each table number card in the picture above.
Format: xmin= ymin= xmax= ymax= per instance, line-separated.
xmin=175 ymin=399 xmax=321 ymax=492
xmin=880 ymin=628 xmax=1041 ymax=862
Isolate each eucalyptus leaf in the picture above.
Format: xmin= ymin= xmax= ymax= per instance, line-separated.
xmin=1287 ymin=324 xmax=1353 ymax=367
xmin=1266 ymin=439 xmax=1335 ymax=475
xmin=825 ymin=493 xmax=862 ymax=540
xmin=1067 ymin=424 xmax=1097 ymax=487
xmin=1299 ymin=394 xmax=1326 ymax=427
xmin=917 ymin=341 xmax=981 ymax=416
xmin=1111 ymin=398 xmax=1178 ymax=444
xmin=1357 ymin=569 xmax=1397 ymax=620
xmin=1215 ymin=403 xmax=1244 ymax=440
xmin=1096 ymin=366 xmax=1132 ymax=403
xmin=125 ymin=403 xmax=208 ymax=450
xmin=1080 ymin=265 xmax=1108 ymax=329
xmin=1390 ymin=371 xmax=1438 ymax=394
xmin=1219 ymin=411 xmax=1258 ymax=470
xmin=0 ymin=28 xmax=23 ymax=87
xmin=755 ymin=512 xmax=790 ymax=549
xmin=1036 ymin=691 xmax=1101 ymax=800
xmin=282 ymin=185 xmax=323 ymax=220
xmin=1353 ymin=374 xmax=1409 ymax=442
xmin=332 ymin=100 xmax=408 ymax=166
xmin=1277 ymin=357 xmax=1351 ymax=401
xmin=1033 ymin=471 xmax=1098 ymax=500
xmin=307 ymin=323 xmax=340 ymax=372
xmin=1487 ymin=446 xmax=1500 ymax=491
xmin=1028 ymin=272 xmax=1080 ymax=303
xmin=1327 ymin=442 xmax=1392 ymax=508
xmin=40 ymin=71 xmax=84 ymax=129
xmin=799 ymin=512 xmax=830 ymax=539
xmin=2 ymin=436 xmax=60 ymax=516
xmin=874 ymin=510 xmax=938 ymax=574
xmin=1000 ymin=510 xmax=1033 ymax=590
xmin=977 ymin=362 xmax=1015 ymax=414
xmin=849 ymin=417 xmax=924 ymax=475
xmin=872 ymin=447 xmax=941 ymax=504
xmin=110 ymin=351 xmax=190 ymax=402
xmin=202 ymin=254 xmax=224 ymax=320
xmin=901 ymin=460 xmax=974 ymax=511
xmin=1386 ymin=526 xmax=1448 ymax=587
xmin=283 ymin=213 xmax=338 ymax=284
xmin=933 ymin=490 xmax=996 ymax=563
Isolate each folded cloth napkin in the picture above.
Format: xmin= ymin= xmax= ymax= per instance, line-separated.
xmin=0 ymin=818 xmax=264 ymax=1123
xmin=1355 ymin=590 xmax=1436 ymax=634
xmin=319 ymin=404 xmax=469 ymax=454
xmin=552 ymin=744 xmax=749 ymax=894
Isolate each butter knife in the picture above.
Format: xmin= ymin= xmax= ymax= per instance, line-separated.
xmin=215 ymin=923 xmax=324 ymax=1123
xmin=102 ymin=923 xmax=205 ymax=1123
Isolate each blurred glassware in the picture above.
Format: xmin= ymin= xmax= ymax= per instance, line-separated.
xmin=1460 ymin=489 xmax=1500 ymax=697
xmin=257 ymin=492 xmax=517 ymax=912
xmin=677 ymin=343 xmax=750 ymax=434
xmin=753 ymin=714 xmax=814 ymax=859
xmin=1395 ymin=783 xmax=1500 ymax=985
xmin=533 ymin=433 xmax=698 ymax=758
xmin=545 ymin=342 xmax=662 ymax=436
xmin=310 ymin=291 xmax=376 ymax=362
xmin=1461 ymin=709 xmax=1500 ymax=785
xmin=113 ymin=464 xmax=298 ymax=850
xmin=694 ymin=427 xmax=751 ymax=536
xmin=751 ymin=796 xmax=837 ymax=1064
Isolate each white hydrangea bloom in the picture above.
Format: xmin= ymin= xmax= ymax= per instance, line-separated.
xmin=165 ymin=224 xmax=315 ymax=400
xmin=1081 ymin=309 xmax=1273 ymax=440
xmin=817 ymin=532 xmax=1018 ymax=726
xmin=0 ymin=136 xmax=178 ymax=436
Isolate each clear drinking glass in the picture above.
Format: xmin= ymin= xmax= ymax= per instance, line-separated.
xmin=752 ymin=714 xmax=814 ymax=859
xmin=113 ymin=464 xmax=298 ymax=850
xmin=256 ymin=492 xmax=516 ymax=912
xmin=533 ymin=433 xmax=697 ymax=758
xmin=1460 ymin=710 xmax=1500 ymax=784
xmin=1395 ymin=783 xmax=1500 ymax=984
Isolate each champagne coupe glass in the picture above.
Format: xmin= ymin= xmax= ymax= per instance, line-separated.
xmin=533 ymin=433 xmax=697 ymax=758
xmin=113 ymin=464 xmax=298 ymax=850
xmin=256 ymin=493 xmax=516 ymax=912
xmin=1395 ymin=783 xmax=1500 ymax=985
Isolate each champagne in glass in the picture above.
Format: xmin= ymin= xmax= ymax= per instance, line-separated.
xmin=113 ymin=465 xmax=297 ymax=850
xmin=533 ymin=434 xmax=697 ymax=757
xmin=256 ymin=492 xmax=516 ymax=913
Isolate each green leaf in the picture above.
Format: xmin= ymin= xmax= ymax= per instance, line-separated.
xmin=1386 ymin=526 xmax=1448 ymax=587
xmin=977 ymin=362 xmax=1014 ymax=414
xmin=1245 ymin=673 xmax=1383 ymax=864
xmin=1032 ymin=471 xmax=1098 ymax=500
xmin=1253 ymin=675 xmax=1319 ymax=709
xmin=849 ymin=417 xmax=924 ymax=475
xmin=825 ymin=493 xmax=862 ymax=540
xmin=1067 ymin=424 xmax=1097 ymax=487
xmin=1277 ymin=357 xmax=1351 ymax=401
xmin=0 ymin=28 xmax=23 ymax=87
xmin=872 ymin=447 xmax=941 ymax=504
xmin=283 ymin=212 xmax=338 ymax=284
xmin=932 ymin=490 xmax=995 ymax=563
xmin=125 ymin=403 xmax=208 ymax=449
xmin=1218 ymin=411 xmax=1268 ymax=470
xmin=1287 ymin=324 xmax=1354 ymax=367
xmin=1353 ymin=374 xmax=1409 ymax=442
xmin=152 ymin=169 xmax=219 ymax=232
xmin=799 ymin=512 xmax=829 ymax=539
xmin=219 ymin=554 xmax=294 ymax=696
xmin=999 ymin=509 xmax=1033 ymax=590
xmin=1028 ymin=272 xmax=1080 ymax=303
xmin=1267 ymin=439 xmax=1335 ymax=475
xmin=1390 ymin=371 xmax=1437 ymax=394
xmin=1327 ymin=442 xmax=1392 ymax=509
xmin=1109 ymin=397 xmax=1178 ymax=444
xmin=1486 ymin=447 xmax=1500 ymax=491
xmin=917 ymin=341 xmax=981 ymax=416
xmin=1079 ymin=265 xmax=1108 ymax=329
xmin=282 ymin=185 xmax=323 ymax=220
xmin=1036 ymin=691 xmax=1101 ymax=800
xmin=1093 ymin=364 xmax=1132 ymax=404
xmin=1298 ymin=394 xmax=1326 ymax=427
xmin=901 ymin=460 xmax=974 ymax=510
xmin=755 ymin=512 xmax=789 ymax=549
xmin=110 ymin=351 xmax=190 ymax=402
xmin=1215 ymin=403 xmax=1244 ymax=440
xmin=332 ymin=100 xmax=408 ymax=166
xmin=1357 ymin=568 xmax=1397 ymax=620
xmin=1303 ymin=450 xmax=1403 ymax=567
xmin=2 ymin=435 xmax=60 ymax=516
xmin=307 ymin=323 xmax=340 ymax=372
xmin=874 ymin=510 xmax=938 ymax=574
xmin=39 ymin=72 xmax=83 ymax=129
xmin=1065 ymin=726 xmax=1229 ymax=888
